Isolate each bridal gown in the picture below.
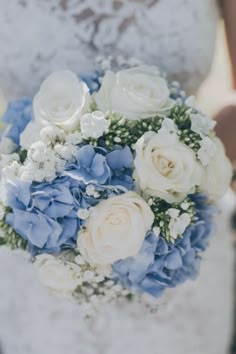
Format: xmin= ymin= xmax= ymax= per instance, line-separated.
xmin=0 ymin=1 xmax=234 ymax=354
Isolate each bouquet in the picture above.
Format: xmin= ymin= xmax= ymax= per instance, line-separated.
xmin=0 ymin=59 xmax=232 ymax=312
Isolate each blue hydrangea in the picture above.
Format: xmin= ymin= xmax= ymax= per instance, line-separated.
xmin=5 ymin=177 xmax=81 ymax=254
xmin=2 ymin=98 xmax=33 ymax=146
xmin=112 ymin=194 xmax=215 ymax=298
xmin=80 ymin=71 xmax=101 ymax=93
xmin=64 ymin=145 xmax=135 ymax=191
xmin=5 ymin=145 xmax=135 ymax=254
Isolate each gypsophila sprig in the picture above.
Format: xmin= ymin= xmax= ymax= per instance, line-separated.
xmin=169 ymin=104 xmax=202 ymax=152
xmin=85 ymin=113 xmax=164 ymax=150
xmin=0 ymin=59 xmax=232 ymax=314
xmin=147 ymin=196 xmax=197 ymax=242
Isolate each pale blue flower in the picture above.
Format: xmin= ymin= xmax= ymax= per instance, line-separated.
xmin=64 ymin=145 xmax=134 ymax=191
xmin=6 ymin=209 xmax=62 ymax=249
xmin=65 ymin=145 xmax=111 ymax=185
xmin=5 ymin=177 xmax=80 ymax=254
xmin=2 ymin=98 xmax=32 ymax=146
xmin=80 ymin=71 xmax=101 ymax=93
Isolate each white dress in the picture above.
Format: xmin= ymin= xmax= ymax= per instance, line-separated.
xmin=0 ymin=1 xmax=234 ymax=354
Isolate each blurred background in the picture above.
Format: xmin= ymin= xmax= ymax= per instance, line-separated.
xmin=197 ymin=22 xmax=231 ymax=115
xmin=202 ymin=21 xmax=236 ymax=353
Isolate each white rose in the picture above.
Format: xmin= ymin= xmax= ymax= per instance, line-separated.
xmin=190 ymin=113 xmax=216 ymax=138
xmin=200 ymin=137 xmax=232 ymax=201
xmin=77 ymin=192 xmax=154 ymax=265
xmin=35 ymin=254 xmax=81 ymax=293
xmin=33 ymin=70 xmax=90 ymax=132
xmin=134 ymin=131 xmax=203 ymax=203
xmin=80 ymin=111 xmax=110 ymax=139
xmin=95 ymin=66 xmax=173 ymax=119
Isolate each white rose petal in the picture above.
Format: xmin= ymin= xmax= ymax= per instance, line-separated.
xmin=197 ymin=137 xmax=217 ymax=166
xmin=0 ymin=137 xmax=17 ymax=154
xmin=20 ymin=121 xmax=43 ymax=150
xmin=190 ymin=113 xmax=216 ymax=138
xmin=77 ymin=192 xmax=154 ymax=265
xmin=200 ymin=137 xmax=232 ymax=201
xmin=80 ymin=111 xmax=110 ymax=139
xmin=33 ymin=70 xmax=90 ymax=132
xmin=134 ymin=131 xmax=203 ymax=203
xmin=35 ymin=254 xmax=81 ymax=293
xmin=157 ymin=118 xmax=178 ymax=145
xmin=95 ymin=66 xmax=173 ymax=120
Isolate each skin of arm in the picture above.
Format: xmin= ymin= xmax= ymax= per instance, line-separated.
xmin=214 ymin=0 xmax=236 ymax=160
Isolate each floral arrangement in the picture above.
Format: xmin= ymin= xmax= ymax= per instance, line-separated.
xmin=0 ymin=60 xmax=232 ymax=311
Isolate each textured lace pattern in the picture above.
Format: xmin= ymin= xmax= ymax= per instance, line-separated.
xmin=0 ymin=0 xmax=219 ymax=99
xmin=0 ymin=200 xmax=234 ymax=354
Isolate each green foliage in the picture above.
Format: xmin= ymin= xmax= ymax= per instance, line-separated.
xmin=18 ymin=149 xmax=28 ymax=163
xmin=147 ymin=195 xmax=196 ymax=242
xmin=85 ymin=103 xmax=203 ymax=156
xmin=169 ymin=104 xmax=202 ymax=153
xmin=0 ymin=218 xmax=27 ymax=250
xmin=85 ymin=113 xmax=164 ymax=150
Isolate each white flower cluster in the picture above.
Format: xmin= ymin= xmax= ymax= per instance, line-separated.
xmin=166 ymin=208 xmax=191 ymax=240
xmin=20 ymin=71 xmax=110 ymax=150
xmin=0 ymin=62 xmax=233 ymax=308
xmin=19 ymin=129 xmax=82 ymax=182
xmin=35 ymin=252 xmax=130 ymax=314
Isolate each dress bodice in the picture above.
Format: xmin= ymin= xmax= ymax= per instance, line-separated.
xmin=0 ymin=0 xmax=219 ymax=99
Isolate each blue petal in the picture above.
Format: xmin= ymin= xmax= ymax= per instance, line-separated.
xmin=165 ymin=249 xmax=183 ymax=270
xmin=107 ymin=146 xmax=133 ymax=170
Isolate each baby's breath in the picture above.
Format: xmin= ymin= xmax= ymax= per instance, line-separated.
xmin=148 ymin=196 xmax=196 ymax=242
xmin=169 ymin=104 xmax=202 ymax=153
xmin=85 ymin=113 xmax=164 ymax=150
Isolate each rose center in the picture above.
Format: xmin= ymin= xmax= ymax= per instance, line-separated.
xmin=157 ymin=156 xmax=175 ymax=176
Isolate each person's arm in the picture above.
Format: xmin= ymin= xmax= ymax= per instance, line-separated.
xmin=214 ymin=0 xmax=236 ymax=160
xmin=223 ymin=0 xmax=236 ymax=88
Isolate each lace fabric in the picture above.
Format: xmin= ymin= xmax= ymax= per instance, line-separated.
xmin=0 ymin=0 xmax=219 ymax=99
